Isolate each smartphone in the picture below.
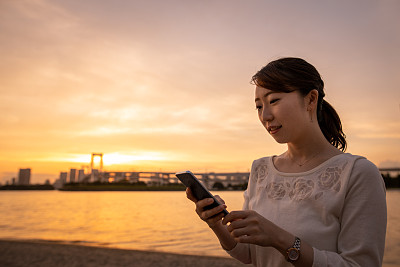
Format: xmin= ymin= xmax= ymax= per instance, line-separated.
xmin=176 ymin=171 xmax=229 ymax=216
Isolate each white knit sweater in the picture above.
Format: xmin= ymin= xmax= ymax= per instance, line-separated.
xmin=227 ymin=153 xmax=387 ymax=266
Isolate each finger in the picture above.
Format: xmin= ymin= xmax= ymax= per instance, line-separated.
xmin=214 ymin=195 xmax=225 ymax=205
xmin=227 ymin=218 xmax=248 ymax=232
xmin=196 ymin=198 xmax=215 ymax=210
xmin=207 ymin=212 xmax=225 ymax=226
xmin=231 ymin=227 xmax=248 ymax=238
xmin=234 ymin=234 xmax=255 ymax=244
xmin=186 ymin=188 xmax=198 ymax=202
xmin=230 ymin=226 xmax=256 ymax=238
xmin=200 ymin=204 xmax=227 ymax=221
xmin=222 ymin=210 xmax=250 ymax=225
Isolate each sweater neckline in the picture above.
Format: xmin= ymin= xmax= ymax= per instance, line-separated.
xmin=269 ymin=153 xmax=349 ymax=177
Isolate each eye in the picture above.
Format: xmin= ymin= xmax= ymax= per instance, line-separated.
xmin=255 ymin=105 xmax=262 ymax=111
xmin=269 ymin=98 xmax=280 ymax=104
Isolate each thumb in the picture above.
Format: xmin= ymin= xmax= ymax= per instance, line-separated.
xmin=214 ymin=195 xmax=225 ymax=205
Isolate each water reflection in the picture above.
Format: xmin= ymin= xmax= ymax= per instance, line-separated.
xmin=0 ymin=191 xmax=244 ymax=257
xmin=0 ymin=190 xmax=398 ymax=263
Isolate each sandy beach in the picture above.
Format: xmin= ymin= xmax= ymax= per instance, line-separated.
xmin=0 ymin=239 xmax=247 ymax=267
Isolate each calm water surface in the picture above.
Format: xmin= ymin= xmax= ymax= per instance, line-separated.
xmin=0 ymin=190 xmax=399 ymax=265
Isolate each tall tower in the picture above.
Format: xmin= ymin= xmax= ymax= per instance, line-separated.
xmin=69 ymin=169 xmax=77 ymax=183
xmin=60 ymin=172 xmax=67 ymax=184
xmin=78 ymin=169 xmax=85 ymax=182
xmin=18 ymin=168 xmax=31 ymax=185
xmin=90 ymin=153 xmax=103 ymax=182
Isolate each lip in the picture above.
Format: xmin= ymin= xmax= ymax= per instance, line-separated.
xmin=267 ymin=125 xmax=282 ymax=134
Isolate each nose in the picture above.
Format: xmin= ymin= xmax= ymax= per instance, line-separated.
xmin=261 ymin=107 xmax=273 ymax=122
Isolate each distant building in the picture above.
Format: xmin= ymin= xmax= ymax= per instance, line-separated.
xmin=91 ymin=169 xmax=99 ymax=182
xmin=18 ymin=168 xmax=31 ymax=185
xmin=60 ymin=172 xmax=67 ymax=184
xmin=69 ymin=169 xmax=76 ymax=183
xmin=78 ymin=169 xmax=85 ymax=182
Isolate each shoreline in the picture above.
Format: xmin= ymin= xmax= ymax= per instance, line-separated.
xmin=0 ymin=238 xmax=246 ymax=267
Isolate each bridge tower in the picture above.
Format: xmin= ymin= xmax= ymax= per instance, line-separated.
xmin=90 ymin=153 xmax=103 ymax=182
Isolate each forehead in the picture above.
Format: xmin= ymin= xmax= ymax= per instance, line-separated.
xmin=255 ymin=86 xmax=300 ymax=102
xmin=255 ymin=86 xmax=278 ymax=101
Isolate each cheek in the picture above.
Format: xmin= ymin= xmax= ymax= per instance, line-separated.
xmin=257 ymin=111 xmax=264 ymax=123
xmin=277 ymin=106 xmax=293 ymax=122
xmin=282 ymin=102 xmax=305 ymax=121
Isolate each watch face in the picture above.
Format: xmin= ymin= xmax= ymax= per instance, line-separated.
xmin=288 ymin=248 xmax=300 ymax=261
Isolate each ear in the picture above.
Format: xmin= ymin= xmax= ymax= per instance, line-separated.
xmin=305 ymin=89 xmax=319 ymax=111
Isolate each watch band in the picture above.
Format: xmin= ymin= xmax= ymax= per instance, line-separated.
xmin=286 ymin=236 xmax=301 ymax=263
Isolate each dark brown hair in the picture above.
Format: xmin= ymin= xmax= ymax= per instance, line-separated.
xmin=251 ymin=57 xmax=346 ymax=151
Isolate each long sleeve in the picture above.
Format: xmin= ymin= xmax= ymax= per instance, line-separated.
xmin=313 ymin=158 xmax=387 ymax=266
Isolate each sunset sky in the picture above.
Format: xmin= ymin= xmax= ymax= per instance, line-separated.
xmin=1 ymin=0 xmax=399 ymax=184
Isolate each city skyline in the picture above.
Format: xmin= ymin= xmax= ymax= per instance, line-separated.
xmin=2 ymin=156 xmax=400 ymax=186
xmin=1 ymin=0 xmax=400 ymax=184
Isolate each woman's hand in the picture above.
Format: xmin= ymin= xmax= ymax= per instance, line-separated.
xmin=222 ymin=210 xmax=284 ymax=248
xmin=186 ymin=188 xmax=227 ymax=228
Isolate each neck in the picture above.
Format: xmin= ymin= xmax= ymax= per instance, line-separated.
xmin=285 ymin=127 xmax=336 ymax=166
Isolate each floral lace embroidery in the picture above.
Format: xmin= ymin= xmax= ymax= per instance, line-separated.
xmin=266 ymin=182 xmax=286 ymax=200
xmin=289 ymin=179 xmax=315 ymax=201
xmin=256 ymin=163 xmax=268 ymax=182
xmin=261 ymin=161 xmax=349 ymax=201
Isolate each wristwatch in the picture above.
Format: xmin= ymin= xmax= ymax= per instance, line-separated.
xmin=286 ymin=236 xmax=301 ymax=263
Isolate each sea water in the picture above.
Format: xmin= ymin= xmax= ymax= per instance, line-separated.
xmin=0 ymin=190 xmax=398 ymax=265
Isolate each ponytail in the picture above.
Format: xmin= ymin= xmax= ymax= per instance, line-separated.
xmin=318 ymin=100 xmax=347 ymax=151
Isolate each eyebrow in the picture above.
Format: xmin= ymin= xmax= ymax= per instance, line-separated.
xmin=255 ymin=91 xmax=277 ymax=102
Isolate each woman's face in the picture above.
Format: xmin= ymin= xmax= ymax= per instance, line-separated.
xmin=255 ymin=86 xmax=310 ymax=144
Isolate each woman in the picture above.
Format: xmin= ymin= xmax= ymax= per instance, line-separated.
xmin=186 ymin=57 xmax=387 ymax=266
